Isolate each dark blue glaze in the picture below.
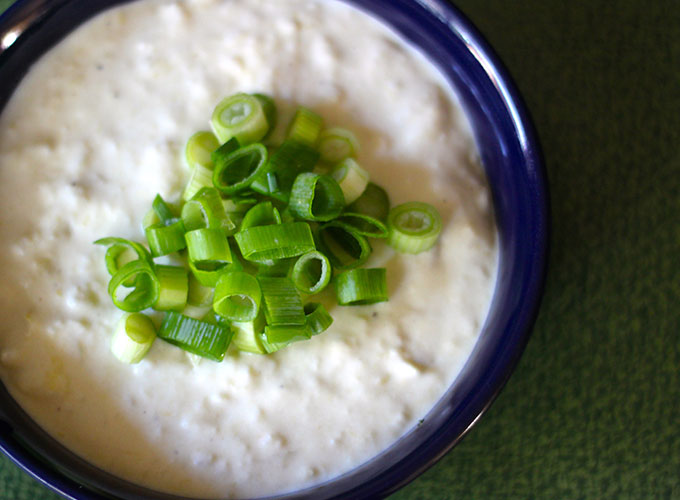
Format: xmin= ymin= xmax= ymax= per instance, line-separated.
xmin=0 ymin=1 xmax=549 ymax=499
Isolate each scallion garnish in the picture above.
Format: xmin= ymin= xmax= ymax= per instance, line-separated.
xmin=387 ymin=201 xmax=442 ymax=254
xmin=159 ymin=312 xmax=233 ymax=361
xmin=346 ymin=181 xmax=390 ymax=223
xmin=145 ymin=219 xmax=187 ymax=257
xmin=235 ymin=222 xmax=315 ymax=262
xmin=253 ymin=93 xmax=277 ymax=139
xmin=111 ymin=312 xmax=156 ymax=364
xmin=181 ymin=187 xmax=236 ymax=235
xmin=336 ymin=212 xmax=388 ymax=238
xmin=288 ymin=172 xmax=345 ymax=221
xmin=108 ymin=259 xmax=160 ymax=312
xmin=330 ymin=158 xmax=369 ymax=205
xmin=316 ymin=221 xmax=371 ymax=270
xmin=211 ymin=93 xmax=269 ymax=145
xmin=185 ymin=131 xmax=220 ymax=170
xmin=287 ymin=106 xmax=323 ymax=146
xmin=335 ymin=268 xmax=388 ymax=305
xmin=258 ymin=276 xmax=306 ymax=326
xmin=318 ymin=127 xmax=359 ymax=164
xmin=213 ymin=143 xmax=268 ymax=194
xmin=291 ymin=250 xmax=331 ymax=294
xmin=230 ymin=312 xmax=267 ymax=354
xmin=97 ymin=94 xmax=443 ymax=360
xmin=304 ymin=302 xmax=333 ymax=335
xmin=213 ymin=271 xmax=262 ymax=322
xmin=260 ymin=324 xmax=312 ymax=354
xmin=153 ymin=265 xmax=189 ymax=312
xmin=183 ymin=164 xmax=215 ymax=202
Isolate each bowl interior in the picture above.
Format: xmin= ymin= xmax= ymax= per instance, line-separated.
xmin=0 ymin=0 xmax=548 ymax=499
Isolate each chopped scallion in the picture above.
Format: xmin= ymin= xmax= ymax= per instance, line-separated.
xmin=258 ymin=276 xmax=306 ymax=326
xmin=316 ymin=222 xmax=371 ymax=270
xmin=335 ymin=268 xmax=388 ymax=305
xmin=235 ymin=222 xmax=315 ymax=262
xmin=213 ymin=271 xmax=262 ymax=322
xmin=153 ymin=265 xmax=189 ymax=312
xmin=211 ymin=93 xmax=269 ymax=145
xmin=111 ymin=313 xmax=156 ymax=364
xmin=287 ymin=106 xmax=323 ymax=146
xmin=213 ymin=143 xmax=268 ymax=194
xmin=158 ymin=312 xmax=233 ymax=361
xmin=304 ymin=302 xmax=333 ymax=335
xmin=318 ymin=127 xmax=359 ymax=164
xmin=291 ymin=250 xmax=331 ymax=294
xmin=330 ymin=158 xmax=369 ymax=205
xmin=185 ymin=131 xmax=220 ymax=170
xmin=387 ymin=201 xmax=442 ymax=254
xmin=288 ymin=172 xmax=345 ymax=221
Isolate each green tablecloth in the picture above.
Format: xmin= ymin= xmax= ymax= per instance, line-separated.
xmin=0 ymin=1 xmax=678 ymax=499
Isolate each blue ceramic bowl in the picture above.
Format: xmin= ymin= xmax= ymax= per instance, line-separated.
xmin=0 ymin=0 xmax=549 ymax=498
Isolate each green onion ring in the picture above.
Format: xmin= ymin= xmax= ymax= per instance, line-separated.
xmin=213 ymin=143 xmax=268 ymax=194
xmin=108 ymin=259 xmax=160 ymax=312
xmin=290 ymin=250 xmax=332 ymax=294
xmin=387 ymin=201 xmax=442 ymax=254
xmin=335 ymin=268 xmax=388 ymax=306
xmin=288 ymin=172 xmax=345 ymax=222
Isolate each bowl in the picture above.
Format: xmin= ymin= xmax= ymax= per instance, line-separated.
xmin=0 ymin=0 xmax=549 ymax=498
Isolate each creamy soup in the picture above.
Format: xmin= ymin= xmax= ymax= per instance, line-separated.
xmin=0 ymin=0 xmax=497 ymax=497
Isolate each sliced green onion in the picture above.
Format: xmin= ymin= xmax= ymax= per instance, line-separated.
xmin=304 ymin=302 xmax=333 ymax=335
xmin=111 ymin=313 xmax=156 ymax=364
xmin=145 ymin=219 xmax=187 ymax=257
xmin=213 ymin=271 xmax=262 ymax=322
xmin=250 ymin=140 xmax=319 ymax=201
xmin=182 ymin=187 xmax=236 ymax=235
xmin=253 ymin=93 xmax=277 ymax=138
xmin=211 ymin=93 xmax=268 ymax=145
xmin=235 ymin=222 xmax=315 ymax=262
xmin=316 ymin=222 xmax=371 ymax=270
xmin=159 ymin=312 xmax=233 ymax=361
xmin=94 ymin=237 xmax=153 ymax=267
xmin=210 ymin=137 xmax=240 ymax=167
xmin=387 ymin=201 xmax=442 ymax=254
xmin=288 ymin=172 xmax=345 ymax=221
xmin=335 ymin=268 xmax=388 ymax=305
xmin=153 ymin=265 xmax=189 ymax=312
xmin=108 ymin=259 xmax=160 ymax=312
xmin=330 ymin=158 xmax=369 ymax=205
xmin=346 ymin=182 xmax=390 ymax=223
xmin=291 ymin=250 xmax=331 ymax=294
xmin=259 ymin=325 xmax=311 ymax=354
xmin=213 ymin=143 xmax=268 ymax=194
xmin=183 ymin=164 xmax=215 ymax=202
xmin=336 ymin=212 xmax=388 ymax=238
xmin=230 ymin=312 xmax=267 ymax=354
xmin=102 ymin=244 xmax=139 ymax=284
xmin=318 ymin=127 xmax=359 ymax=164
xmin=258 ymin=276 xmax=306 ymax=326
xmin=185 ymin=228 xmax=232 ymax=287
xmin=187 ymin=272 xmax=214 ymax=306
xmin=240 ymin=201 xmax=282 ymax=230
xmin=287 ymin=106 xmax=323 ymax=146
xmin=152 ymin=194 xmax=176 ymax=224
xmin=185 ymin=131 xmax=220 ymax=170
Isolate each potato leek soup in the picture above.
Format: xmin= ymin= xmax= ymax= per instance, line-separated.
xmin=0 ymin=0 xmax=498 ymax=498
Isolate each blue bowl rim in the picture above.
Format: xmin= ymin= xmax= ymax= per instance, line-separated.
xmin=0 ymin=0 xmax=550 ymax=499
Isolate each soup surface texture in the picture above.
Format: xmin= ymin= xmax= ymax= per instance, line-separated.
xmin=0 ymin=0 xmax=498 ymax=497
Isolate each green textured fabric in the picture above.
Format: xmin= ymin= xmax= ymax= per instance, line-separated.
xmin=0 ymin=1 xmax=678 ymax=499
